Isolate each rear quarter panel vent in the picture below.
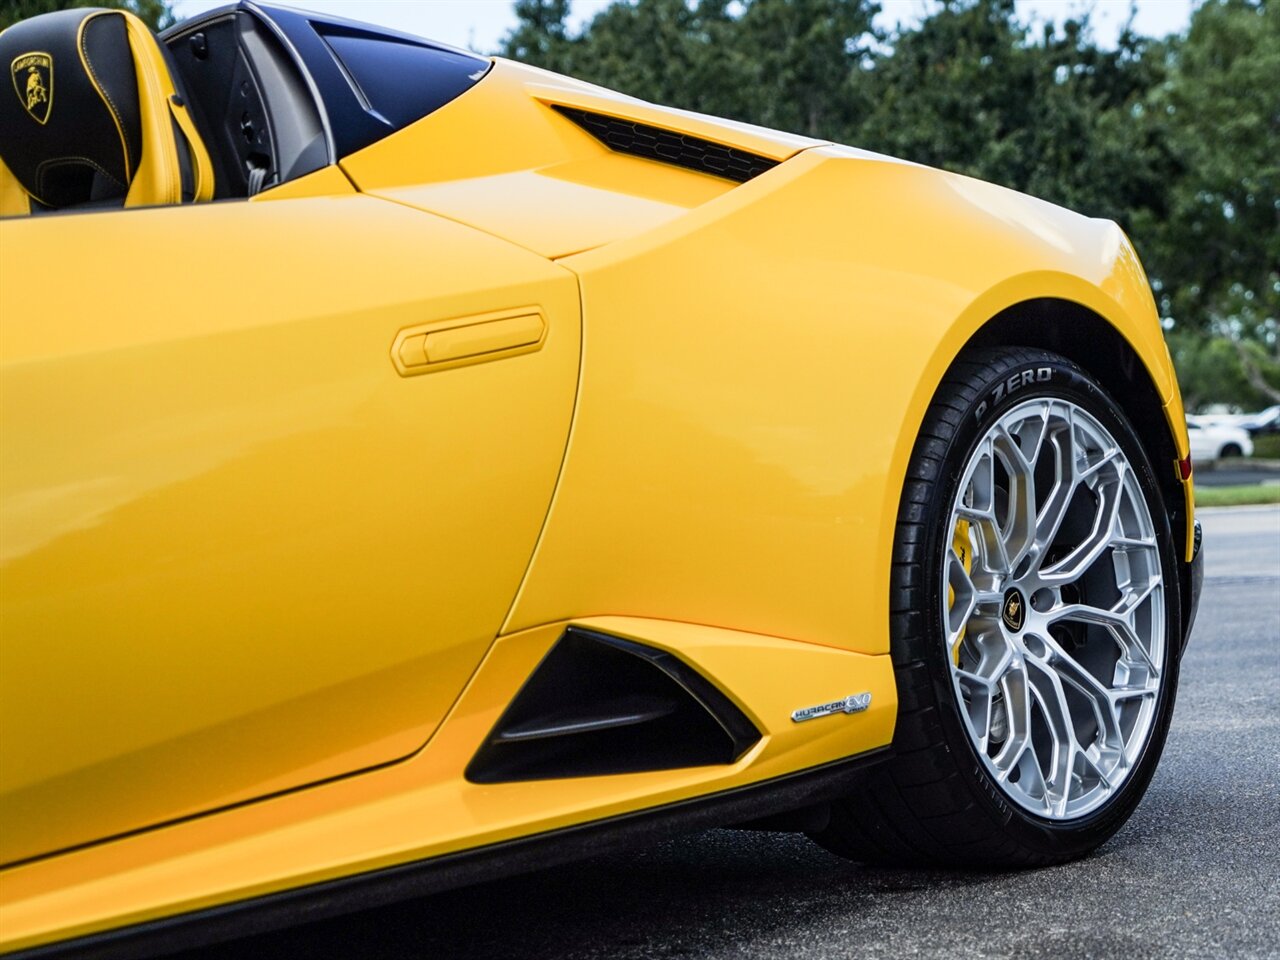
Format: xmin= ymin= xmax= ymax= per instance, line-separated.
xmin=553 ymin=105 xmax=780 ymax=183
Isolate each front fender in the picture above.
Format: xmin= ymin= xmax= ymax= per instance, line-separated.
xmin=505 ymin=144 xmax=1190 ymax=653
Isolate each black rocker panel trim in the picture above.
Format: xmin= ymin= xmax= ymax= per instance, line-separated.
xmin=466 ymin=628 xmax=761 ymax=783
xmin=9 ymin=749 xmax=888 ymax=960
xmin=552 ymin=105 xmax=780 ymax=183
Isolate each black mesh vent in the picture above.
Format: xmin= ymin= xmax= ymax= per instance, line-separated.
xmin=552 ymin=105 xmax=779 ymax=183
xmin=466 ymin=628 xmax=761 ymax=783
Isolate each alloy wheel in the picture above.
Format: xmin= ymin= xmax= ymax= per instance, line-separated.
xmin=943 ymin=397 xmax=1166 ymax=820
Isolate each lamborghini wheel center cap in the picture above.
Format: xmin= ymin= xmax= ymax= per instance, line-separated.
xmin=1001 ymin=588 xmax=1026 ymax=633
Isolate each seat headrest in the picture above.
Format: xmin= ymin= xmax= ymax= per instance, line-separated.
xmin=0 ymin=8 xmax=144 ymax=208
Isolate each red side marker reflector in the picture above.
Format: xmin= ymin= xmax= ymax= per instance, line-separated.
xmin=1176 ymin=456 xmax=1193 ymax=481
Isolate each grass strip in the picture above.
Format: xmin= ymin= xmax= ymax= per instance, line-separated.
xmin=1195 ymin=484 xmax=1280 ymax=507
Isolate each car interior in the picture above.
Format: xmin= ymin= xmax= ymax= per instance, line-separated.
xmin=163 ymin=8 xmax=327 ymax=199
xmin=0 ymin=5 xmax=326 ymax=217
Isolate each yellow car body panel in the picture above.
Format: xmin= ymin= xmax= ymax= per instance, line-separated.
xmin=341 ymin=60 xmax=758 ymax=258
xmin=0 ymin=616 xmax=896 ymax=953
xmin=341 ymin=58 xmax=820 ymax=185
xmin=250 ymin=162 xmax=358 ymax=201
xmin=506 ymin=144 xmax=1188 ymax=648
xmin=0 ymin=8 xmax=1198 ymax=955
xmin=0 ymin=192 xmax=581 ymax=866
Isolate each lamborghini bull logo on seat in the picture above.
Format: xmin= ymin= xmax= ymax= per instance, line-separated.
xmin=11 ymin=52 xmax=52 ymax=124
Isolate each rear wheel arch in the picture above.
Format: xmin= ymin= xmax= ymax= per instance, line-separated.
xmin=964 ymin=298 xmax=1187 ymax=562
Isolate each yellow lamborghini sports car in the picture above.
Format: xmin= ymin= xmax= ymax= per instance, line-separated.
xmin=0 ymin=3 xmax=1204 ymax=956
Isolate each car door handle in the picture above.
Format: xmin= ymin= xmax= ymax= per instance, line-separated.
xmin=392 ymin=309 xmax=546 ymax=377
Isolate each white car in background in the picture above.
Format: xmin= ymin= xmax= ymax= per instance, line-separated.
xmin=1239 ymin=405 xmax=1280 ymax=437
xmin=1192 ymin=405 xmax=1280 ymax=436
xmin=1186 ymin=419 xmax=1254 ymax=461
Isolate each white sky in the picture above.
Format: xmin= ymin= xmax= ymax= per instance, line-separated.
xmin=171 ymin=0 xmax=1196 ymax=54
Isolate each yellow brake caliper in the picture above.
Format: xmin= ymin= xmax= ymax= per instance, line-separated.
xmin=949 ymin=519 xmax=972 ymax=665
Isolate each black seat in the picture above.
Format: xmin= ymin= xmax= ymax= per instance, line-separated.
xmin=0 ymin=7 xmax=215 ymax=215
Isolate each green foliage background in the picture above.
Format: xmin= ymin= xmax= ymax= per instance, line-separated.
xmin=0 ymin=0 xmax=174 ymax=31
xmin=503 ymin=0 xmax=1279 ymax=411
xmin=2 ymin=0 xmax=1275 ymax=409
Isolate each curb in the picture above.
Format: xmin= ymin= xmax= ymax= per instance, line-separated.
xmin=1195 ymin=504 xmax=1280 ymax=513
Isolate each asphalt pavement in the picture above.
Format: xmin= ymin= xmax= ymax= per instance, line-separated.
xmin=180 ymin=507 xmax=1280 ymax=960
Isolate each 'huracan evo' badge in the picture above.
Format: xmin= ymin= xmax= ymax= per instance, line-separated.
xmin=12 ymin=52 xmax=52 ymax=124
xmin=791 ymin=692 xmax=872 ymax=723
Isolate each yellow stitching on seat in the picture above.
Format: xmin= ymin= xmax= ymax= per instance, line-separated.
xmin=77 ymin=11 xmax=132 ymax=180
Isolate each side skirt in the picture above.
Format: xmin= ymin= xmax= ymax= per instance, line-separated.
xmin=12 ymin=749 xmax=888 ymax=960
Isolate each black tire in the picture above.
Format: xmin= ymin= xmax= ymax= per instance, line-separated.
xmin=1220 ymin=443 xmax=1242 ymax=458
xmin=812 ymin=346 xmax=1181 ymax=868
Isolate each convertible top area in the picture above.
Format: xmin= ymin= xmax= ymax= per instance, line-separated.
xmin=0 ymin=2 xmax=490 ymax=212
xmin=159 ymin=2 xmax=491 ymax=196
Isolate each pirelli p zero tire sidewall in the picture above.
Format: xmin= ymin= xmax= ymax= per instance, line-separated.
xmin=921 ymin=348 xmax=1181 ymax=861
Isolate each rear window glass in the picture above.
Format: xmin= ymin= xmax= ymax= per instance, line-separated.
xmin=316 ymin=25 xmax=489 ymax=130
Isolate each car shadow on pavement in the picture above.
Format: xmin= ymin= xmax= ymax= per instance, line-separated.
xmin=173 ymin=829 xmax=1009 ymax=960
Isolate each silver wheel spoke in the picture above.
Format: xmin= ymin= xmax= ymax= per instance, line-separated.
xmin=991 ymin=658 xmax=1032 ymax=772
xmin=944 ymin=547 xmax=978 ymax=660
xmin=1039 ymin=631 xmax=1124 ymax=756
xmin=941 ymin=396 xmax=1166 ymax=820
xmin=957 ymin=439 xmax=1014 ymax=577
xmin=1039 ymin=466 xmax=1125 ymax=584
xmin=1030 ymin=408 xmax=1078 ymax=568
xmin=1050 ymin=593 xmax=1161 ymax=678
xmin=993 ymin=424 xmax=1038 ymax=571
xmin=1024 ymin=651 xmax=1080 ymax=817
xmin=955 ymin=641 xmax=1014 ymax=753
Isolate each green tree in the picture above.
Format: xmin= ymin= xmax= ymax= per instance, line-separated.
xmin=854 ymin=0 xmax=1176 ymax=225
xmin=505 ymin=0 xmax=750 ymax=119
xmin=1137 ymin=0 xmax=1278 ymax=348
xmin=546 ymin=0 xmax=722 ymax=110
xmin=722 ymin=0 xmax=879 ymax=137
xmin=1 ymin=0 xmax=175 ymax=33
xmin=1168 ymin=331 xmax=1277 ymax=411
xmin=502 ymin=0 xmax=575 ymax=72
xmin=500 ymin=0 xmax=878 ymax=134
xmin=855 ymin=0 xmax=1037 ymax=185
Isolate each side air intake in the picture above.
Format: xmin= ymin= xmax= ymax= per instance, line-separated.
xmin=466 ymin=628 xmax=761 ymax=784
xmin=552 ymin=105 xmax=780 ymax=183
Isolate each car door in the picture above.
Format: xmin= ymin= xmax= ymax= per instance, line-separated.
xmin=0 ymin=184 xmax=580 ymax=864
